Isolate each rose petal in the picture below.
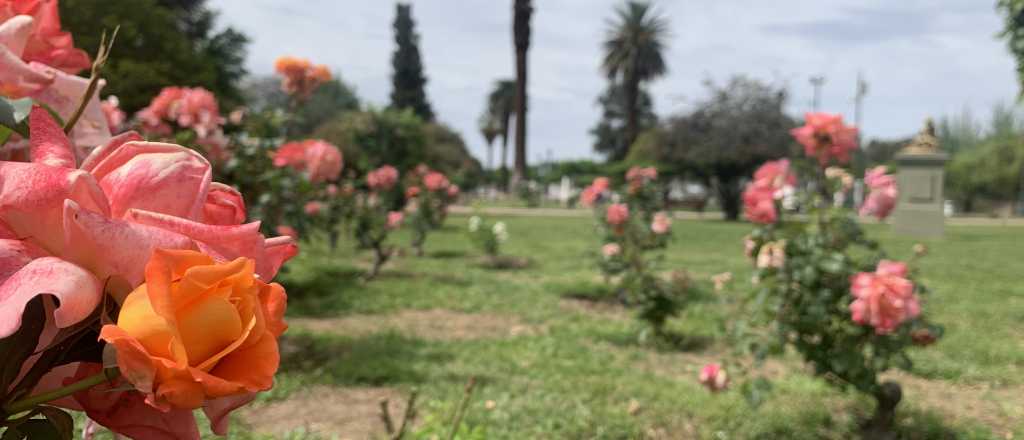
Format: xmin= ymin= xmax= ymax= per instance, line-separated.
xmin=202 ymin=182 xmax=246 ymax=225
xmin=29 ymin=105 xmax=75 ymax=168
xmin=0 ymin=256 xmax=102 ymax=338
xmin=0 ymin=16 xmax=54 ymax=98
xmin=28 ymin=62 xmax=111 ymax=153
xmin=203 ymin=393 xmax=256 ymax=436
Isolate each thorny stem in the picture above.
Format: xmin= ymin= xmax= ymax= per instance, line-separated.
xmin=446 ymin=377 xmax=477 ymax=440
xmin=65 ymin=27 xmax=118 ymax=134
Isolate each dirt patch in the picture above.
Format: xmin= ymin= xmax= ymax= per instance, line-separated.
xmin=884 ymin=371 xmax=1024 ymax=437
xmin=240 ymin=385 xmax=407 ymax=438
xmin=559 ymin=297 xmax=631 ymax=320
xmin=289 ymin=309 xmax=541 ymax=341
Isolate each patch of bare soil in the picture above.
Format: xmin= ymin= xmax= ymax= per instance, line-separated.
xmin=558 ymin=297 xmax=631 ymax=321
xmin=884 ymin=371 xmax=1024 ymax=437
xmin=240 ymin=385 xmax=406 ymax=439
xmin=289 ymin=309 xmax=542 ymax=341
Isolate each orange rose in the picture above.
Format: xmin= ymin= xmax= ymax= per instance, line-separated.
xmin=100 ymin=249 xmax=287 ymax=410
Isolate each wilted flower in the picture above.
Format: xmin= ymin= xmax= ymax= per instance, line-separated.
xmin=228 ymin=107 xmax=246 ymax=125
xmin=756 ymin=240 xmax=786 ymax=269
xmin=651 ymin=211 xmax=671 ymax=234
xmin=849 ymin=260 xmax=920 ymax=334
xmin=910 ymin=328 xmax=938 ymax=347
xmin=602 ymin=242 xmax=621 ymax=258
xmin=790 ymin=112 xmax=858 ymax=165
xmin=699 ymin=363 xmax=728 ymax=392
xmin=743 ymin=235 xmax=757 ymax=259
xmin=711 ymin=272 xmax=733 ymax=292
xmin=912 ymin=243 xmax=928 ymax=257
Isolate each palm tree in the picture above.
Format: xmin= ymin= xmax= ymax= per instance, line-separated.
xmin=487 ymin=79 xmax=517 ymax=187
xmin=602 ymin=1 xmax=668 ymax=151
xmin=478 ymin=112 xmax=501 ymax=172
xmin=512 ymin=0 xmax=533 ymax=186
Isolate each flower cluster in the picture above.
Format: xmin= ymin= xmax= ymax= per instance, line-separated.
xmin=347 ymin=164 xmax=408 ymax=279
xmin=136 ymin=86 xmax=229 ymax=162
xmin=274 ymin=56 xmax=331 ymax=99
xmin=0 ymin=107 xmax=296 ymax=438
xmin=585 ymin=167 xmax=684 ymax=335
xmin=467 ymin=215 xmax=509 ymax=256
xmin=272 ymin=139 xmax=344 ymax=183
xmin=736 ymin=112 xmax=941 ymax=431
xmin=405 ymin=165 xmax=456 ymax=256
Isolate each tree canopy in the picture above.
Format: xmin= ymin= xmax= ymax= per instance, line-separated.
xmin=591 ymin=82 xmax=657 ymax=160
xmin=60 ymin=0 xmax=249 ymax=112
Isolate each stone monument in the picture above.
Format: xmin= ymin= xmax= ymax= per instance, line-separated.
xmin=892 ymin=119 xmax=949 ymax=237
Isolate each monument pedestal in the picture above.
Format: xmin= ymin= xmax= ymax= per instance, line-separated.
xmin=891 ymin=121 xmax=948 ymax=238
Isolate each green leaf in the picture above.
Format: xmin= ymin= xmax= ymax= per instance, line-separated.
xmin=0 ymin=98 xmax=31 ymax=138
xmin=0 ymin=126 xmax=12 ymax=145
xmin=37 ymin=407 xmax=73 ymax=440
xmin=0 ymin=297 xmax=47 ymax=404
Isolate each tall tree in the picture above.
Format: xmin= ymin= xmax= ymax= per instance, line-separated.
xmin=60 ymin=0 xmax=249 ymax=112
xmin=601 ymin=1 xmax=668 ymax=151
xmin=389 ymin=3 xmax=434 ymax=121
xmin=512 ymin=0 xmax=533 ymax=185
xmin=487 ymin=80 xmax=517 ymax=185
xmin=999 ymin=0 xmax=1024 ymax=98
xmin=478 ymin=112 xmax=501 ymax=171
xmin=591 ymin=81 xmax=657 ymax=160
xmin=658 ymin=77 xmax=796 ymax=220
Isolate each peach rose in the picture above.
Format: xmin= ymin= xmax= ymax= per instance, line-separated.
xmin=99 ymin=249 xmax=286 ymax=429
xmin=386 ymin=211 xmax=404 ymax=230
xmin=367 ymin=164 xmax=399 ymax=190
xmin=272 ymin=139 xmax=343 ymax=183
xmin=849 ymin=260 xmax=920 ymax=334
xmin=651 ymin=211 xmax=671 ymax=234
xmin=606 ymin=203 xmax=629 ymax=226
xmin=790 ymin=112 xmax=858 ymax=165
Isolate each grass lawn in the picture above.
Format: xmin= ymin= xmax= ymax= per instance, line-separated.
xmin=229 ymin=214 xmax=1023 ymax=439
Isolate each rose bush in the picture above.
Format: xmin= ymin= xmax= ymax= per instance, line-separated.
xmin=734 ymin=112 xmax=942 ymax=435
xmin=405 ymin=165 xmax=456 ymax=256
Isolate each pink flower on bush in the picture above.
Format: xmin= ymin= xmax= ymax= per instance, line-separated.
xmin=424 ymin=171 xmax=450 ymax=191
xmin=405 ymin=186 xmax=421 ymax=199
xmin=626 ymin=166 xmax=657 ymax=182
xmin=304 ymin=201 xmax=323 ymax=216
xmin=651 ymin=211 xmax=671 ymax=234
xmin=0 ymin=107 xmax=297 ymax=438
xmin=742 ymin=184 xmax=777 ymax=224
xmin=386 ymin=211 xmax=404 ymax=230
xmin=100 ymin=95 xmax=125 ymax=133
xmin=272 ymin=139 xmax=343 ymax=183
xmin=752 ymin=159 xmax=796 ymax=192
xmin=579 ymin=186 xmax=600 ymax=207
xmin=859 ymin=166 xmax=898 ymax=220
xmin=849 ymin=260 xmax=920 ymax=334
xmin=601 ymin=242 xmax=621 ymax=258
xmin=592 ymin=176 xmax=610 ymax=192
xmin=0 ymin=13 xmax=110 ymax=152
xmin=606 ymin=203 xmax=629 ymax=227
xmin=137 ymin=86 xmax=225 ymax=140
xmin=699 ymin=363 xmax=728 ymax=392
xmin=275 ymin=225 xmax=298 ymax=240
xmin=790 ymin=112 xmax=858 ymax=165
xmin=367 ymin=165 xmax=399 ymax=190
xmin=447 ymin=184 xmax=460 ymax=199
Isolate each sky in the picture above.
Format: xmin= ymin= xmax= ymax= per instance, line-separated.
xmin=211 ymin=0 xmax=1018 ymax=164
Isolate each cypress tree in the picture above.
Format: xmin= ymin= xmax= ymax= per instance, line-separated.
xmin=389 ymin=3 xmax=434 ymax=121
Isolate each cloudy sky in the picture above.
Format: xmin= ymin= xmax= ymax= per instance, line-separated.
xmin=211 ymin=0 xmax=1017 ymax=164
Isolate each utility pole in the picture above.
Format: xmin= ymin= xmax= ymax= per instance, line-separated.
xmin=809 ymin=75 xmax=826 ymax=111
xmin=854 ymin=72 xmax=868 ymax=148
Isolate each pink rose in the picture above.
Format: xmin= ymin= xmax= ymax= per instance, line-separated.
xmin=601 ymin=242 xmax=621 ymax=258
xmin=849 ymin=260 xmax=920 ymax=334
xmin=273 ymin=139 xmax=343 ymax=183
xmin=423 ymin=171 xmax=450 ymax=191
xmin=651 ymin=211 xmax=671 ymax=234
xmin=367 ymin=164 xmax=399 ymax=190
xmin=742 ymin=184 xmax=777 ymax=224
xmin=304 ymin=201 xmax=324 ymax=215
xmin=859 ymin=166 xmax=898 ymax=220
xmin=752 ymin=159 xmax=796 ymax=192
xmin=136 ymin=86 xmax=226 ymax=145
xmin=579 ymin=186 xmax=600 ymax=207
xmin=592 ymin=176 xmax=610 ymax=193
xmin=0 ymin=107 xmax=297 ymax=438
xmin=626 ymin=166 xmax=657 ymax=182
xmin=606 ymin=203 xmax=629 ymax=227
xmin=0 ymin=1 xmax=90 ymax=74
xmin=447 ymin=184 xmax=460 ymax=198
xmin=405 ymin=186 xmax=421 ymax=199
xmin=326 ymin=184 xmax=338 ymax=196
xmin=386 ymin=211 xmax=404 ymax=230
xmin=699 ymin=363 xmax=728 ymax=392
xmin=790 ymin=112 xmax=858 ymax=166
xmin=0 ymin=15 xmax=55 ymax=98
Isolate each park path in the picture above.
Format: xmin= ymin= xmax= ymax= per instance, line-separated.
xmin=450 ymin=205 xmax=1024 ymax=227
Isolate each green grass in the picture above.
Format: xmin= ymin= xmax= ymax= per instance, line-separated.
xmin=233 ymin=214 xmax=1022 ymax=439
